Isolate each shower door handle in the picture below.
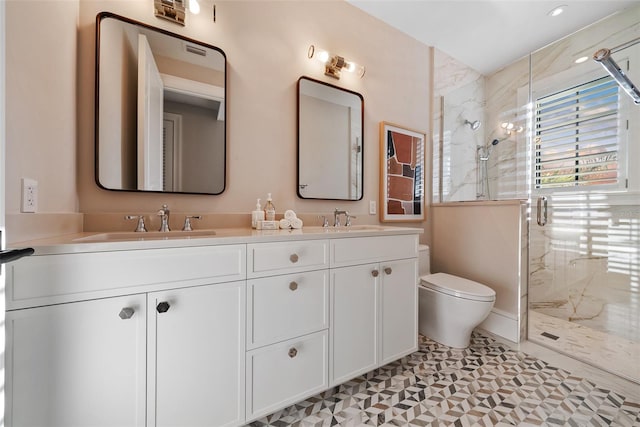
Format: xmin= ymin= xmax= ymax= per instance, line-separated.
xmin=536 ymin=196 xmax=548 ymax=226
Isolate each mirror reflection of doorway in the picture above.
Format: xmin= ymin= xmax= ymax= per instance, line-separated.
xmin=163 ymin=113 xmax=183 ymax=192
xmin=137 ymin=33 xmax=164 ymax=191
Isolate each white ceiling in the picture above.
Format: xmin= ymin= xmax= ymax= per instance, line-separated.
xmin=347 ymin=0 xmax=640 ymax=74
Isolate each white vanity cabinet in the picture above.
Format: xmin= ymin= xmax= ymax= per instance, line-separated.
xmin=330 ymin=235 xmax=418 ymax=386
xmin=5 ymin=227 xmax=421 ymax=427
xmin=6 ymin=294 xmax=147 ymax=427
xmin=148 ymin=281 xmax=245 ymax=427
xmin=245 ymin=240 xmax=330 ymax=421
xmin=5 ymin=244 xmax=246 ymax=427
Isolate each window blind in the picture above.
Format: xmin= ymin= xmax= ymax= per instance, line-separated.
xmin=534 ymin=76 xmax=621 ymax=190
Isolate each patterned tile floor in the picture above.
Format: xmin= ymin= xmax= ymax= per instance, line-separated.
xmin=250 ymin=333 xmax=640 ymax=426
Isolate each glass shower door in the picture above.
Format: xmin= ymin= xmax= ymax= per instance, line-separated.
xmin=528 ymin=193 xmax=640 ymax=382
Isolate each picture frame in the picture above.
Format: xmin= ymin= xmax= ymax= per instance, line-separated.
xmin=379 ymin=122 xmax=426 ymax=222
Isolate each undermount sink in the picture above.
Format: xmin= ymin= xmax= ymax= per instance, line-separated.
xmin=73 ymin=229 xmax=217 ymax=243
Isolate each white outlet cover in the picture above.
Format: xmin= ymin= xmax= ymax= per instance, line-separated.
xmin=21 ymin=178 xmax=38 ymax=213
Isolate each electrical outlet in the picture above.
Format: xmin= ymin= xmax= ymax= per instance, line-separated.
xmin=369 ymin=200 xmax=377 ymax=215
xmin=21 ymin=178 xmax=38 ymax=213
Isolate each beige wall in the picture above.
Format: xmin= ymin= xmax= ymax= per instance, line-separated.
xmin=430 ymin=201 xmax=526 ymax=317
xmin=5 ymin=0 xmax=432 ymax=243
xmin=5 ymin=1 xmax=79 ymax=215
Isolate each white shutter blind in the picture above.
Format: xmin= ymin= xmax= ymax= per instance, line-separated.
xmin=534 ymin=76 xmax=621 ymax=190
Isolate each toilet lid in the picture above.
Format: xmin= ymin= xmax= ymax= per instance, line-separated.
xmin=420 ymin=273 xmax=495 ymax=302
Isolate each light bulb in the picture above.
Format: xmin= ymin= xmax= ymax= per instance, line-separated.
xmin=345 ymin=61 xmax=365 ymax=78
xmin=189 ymin=0 xmax=200 ymax=15
xmin=317 ymin=50 xmax=330 ymax=64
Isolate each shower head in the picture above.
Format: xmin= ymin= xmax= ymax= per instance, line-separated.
xmin=465 ymin=119 xmax=481 ymax=131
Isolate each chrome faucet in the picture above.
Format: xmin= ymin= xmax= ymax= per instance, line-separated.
xmin=125 ymin=215 xmax=147 ymax=232
xmin=334 ymin=208 xmax=356 ymax=227
xmin=334 ymin=209 xmax=347 ymax=227
xmin=182 ymin=215 xmax=202 ymax=231
xmin=345 ymin=212 xmax=357 ymax=226
xmin=157 ymin=204 xmax=171 ymax=232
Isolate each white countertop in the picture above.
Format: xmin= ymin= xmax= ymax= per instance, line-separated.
xmin=12 ymin=225 xmax=423 ymax=255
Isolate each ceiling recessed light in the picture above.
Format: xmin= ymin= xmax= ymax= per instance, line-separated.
xmin=548 ymin=5 xmax=567 ymax=17
xmin=575 ymin=56 xmax=589 ymax=64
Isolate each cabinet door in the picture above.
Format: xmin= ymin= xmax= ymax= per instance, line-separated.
xmin=330 ymin=263 xmax=378 ymax=385
xmin=6 ymin=295 xmax=146 ymax=427
xmin=380 ymin=258 xmax=418 ymax=365
xmin=148 ymin=281 xmax=245 ymax=427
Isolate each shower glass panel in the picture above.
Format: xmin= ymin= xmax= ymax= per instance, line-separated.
xmin=432 ymin=49 xmax=529 ymax=203
xmin=527 ymin=5 xmax=640 ymax=383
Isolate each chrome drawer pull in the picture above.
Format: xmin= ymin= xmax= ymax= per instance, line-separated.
xmin=288 ymin=347 xmax=298 ymax=358
xmin=371 ymin=270 xmax=379 ymax=277
xmin=290 ymin=253 xmax=299 ymax=263
xmin=119 ymin=307 xmax=135 ymax=319
xmin=289 ymin=281 xmax=298 ymax=291
xmin=384 ymin=267 xmax=392 ymax=275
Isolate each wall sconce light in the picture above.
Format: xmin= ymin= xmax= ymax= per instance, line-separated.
xmin=155 ymin=0 xmax=186 ymax=25
xmin=189 ymin=0 xmax=200 ymax=14
xmin=500 ymin=121 xmax=524 ymax=135
xmin=155 ymin=0 xmax=206 ymax=25
xmin=308 ymin=45 xmax=365 ymax=79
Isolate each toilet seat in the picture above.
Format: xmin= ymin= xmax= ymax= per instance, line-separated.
xmin=420 ymin=272 xmax=495 ymax=302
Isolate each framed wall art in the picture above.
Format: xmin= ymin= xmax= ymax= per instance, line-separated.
xmin=379 ymin=122 xmax=426 ymax=222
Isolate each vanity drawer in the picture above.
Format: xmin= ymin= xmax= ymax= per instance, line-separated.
xmin=7 ymin=245 xmax=246 ymax=309
xmin=331 ymin=234 xmax=418 ymax=267
xmin=246 ymin=330 xmax=328 ymax=421
xmin=247 ymin=240 xmax=329 ymax=277
xmin=247 ymin=270 xmax=329 ymax=349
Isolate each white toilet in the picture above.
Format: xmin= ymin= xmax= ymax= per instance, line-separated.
xmin=418 ymin=245 xmax=496 ymax=348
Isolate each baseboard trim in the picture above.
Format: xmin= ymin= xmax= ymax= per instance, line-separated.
xmin=479 ymin=308 xmax=519 ymax=343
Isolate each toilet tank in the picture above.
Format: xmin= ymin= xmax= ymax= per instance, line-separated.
xmin=418 ymin=244 xmax=430 ymax=276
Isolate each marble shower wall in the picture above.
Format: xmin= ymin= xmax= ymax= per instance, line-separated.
xmin=432 ymin=50 xmax=485 ymax=202
xmin=433 ymin=49 xmax=529 ymax=202
xmin=484 ymin=56 xmax=529 ymax=201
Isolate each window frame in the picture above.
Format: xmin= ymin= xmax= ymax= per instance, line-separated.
xmin=530 ymin=62 xmax=631 ymax=196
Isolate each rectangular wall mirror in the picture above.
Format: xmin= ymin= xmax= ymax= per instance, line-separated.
xmin=96 ymin=12 xmax=226 ymax=195
xmin=297 ymin=76 xmax=364 ymax=200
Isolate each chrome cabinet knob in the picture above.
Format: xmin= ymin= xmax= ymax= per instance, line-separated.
xmin=289 ymin=281 xmax=298 ymax=291
xmin=288 ymin=347 xmax=298 ymax=358
xmin=290 ymin=253 xmax=299 ymax=263
xmin=371 ymin=270 xmax=379 ymax=277
xmin=384 ymin=267 xmax=392 ymax=275
xmin=156 ymin=301 xmax=170 ymax=313
xmin=119 ymin=307 xmax=135 ymax=319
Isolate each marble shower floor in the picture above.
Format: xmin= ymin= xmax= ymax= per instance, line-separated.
xmin=249 ymin=332 xmax=640 ymax=426
xmin=529 ymin=310 xmax=640 ymax=384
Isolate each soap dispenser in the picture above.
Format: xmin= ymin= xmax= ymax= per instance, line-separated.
xmin=252 ymin=198 xmax=265 ymax=229
xmin=264 ymin=193 xmax=276 ymax=221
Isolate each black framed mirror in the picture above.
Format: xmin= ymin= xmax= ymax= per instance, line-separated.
xmin=95 ymin=12 xmax=226 ymax=195
xmin=297 ymin=76 xmax=364 ymax=200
